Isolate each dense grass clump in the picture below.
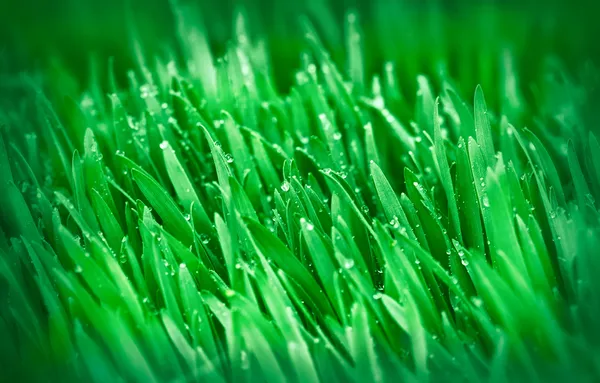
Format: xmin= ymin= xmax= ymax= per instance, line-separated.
xmin=1 ymin=1 xmax=600 ymax=381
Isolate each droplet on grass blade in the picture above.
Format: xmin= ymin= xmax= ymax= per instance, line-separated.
xmin=482 ymin=194 xmax=490 ymax=207
xmin=200 ymin=234 xmax=210 ymax=244
xmin=343 ymin=258 xmax=355 ymax=269
xmin=472 ymin=297 xmax=483 ymax=307
xmin=300 ymin=217 xmax=314 ymax=231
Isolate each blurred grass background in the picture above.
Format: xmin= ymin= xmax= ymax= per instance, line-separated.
xmin=0 ymin=0 xmax=599 ymax=94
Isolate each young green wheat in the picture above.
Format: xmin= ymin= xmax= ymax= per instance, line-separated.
xmin=1 ymin=1 xmax=599 ymax=382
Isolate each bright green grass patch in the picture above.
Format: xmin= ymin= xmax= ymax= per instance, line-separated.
xmin=1 ymin=1 xmax=600 ymax=382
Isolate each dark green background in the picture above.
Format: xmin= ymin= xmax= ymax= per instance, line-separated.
xmin=1 ymin=0 xmax=598 ymax=93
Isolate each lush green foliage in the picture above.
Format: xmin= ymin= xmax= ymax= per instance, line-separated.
xmin=1 ymin=1 xmax=600 ymax=382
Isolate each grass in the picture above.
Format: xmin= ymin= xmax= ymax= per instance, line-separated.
xmin=1 ymin=0 xmax=600 ymax=381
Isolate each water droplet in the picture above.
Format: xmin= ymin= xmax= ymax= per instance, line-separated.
xmin=482 ymin=194 xmax=490 ymax=207
xmin=333 ymin=132 xmax=342 ymax=140
xmin=159 ymin=141 xmax=169 ymax=149
xmin=343 ymin=258 xmax=355 ymax=269
xmin=281 ymin=180 xmax=290 ymax=192
xmin=200 ymin=234 xmax=210 ymax=244
xmin=74 ymin=265 xmax=83 ymax=273
xmin=225 ymin=153 xmax=234 ymax=163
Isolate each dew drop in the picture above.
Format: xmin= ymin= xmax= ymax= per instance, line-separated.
xmin=482 ymin=194 xmax=490 ymax=207
xmin=200 ymin=234 xmax=210 ymax=244
xmin=343 ymin=258 xmax=355 ymax=269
